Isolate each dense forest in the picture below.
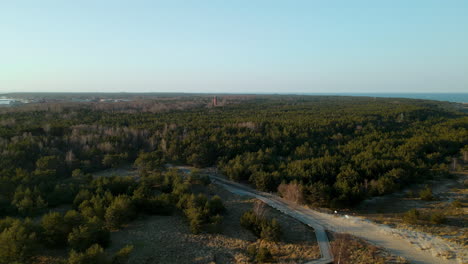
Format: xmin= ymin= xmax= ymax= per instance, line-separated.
xmin=0 ymin=95 xmax=466 ymax=263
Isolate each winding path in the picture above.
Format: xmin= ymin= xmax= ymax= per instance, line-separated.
xmin=212 ymin=177 xmax=333 ymax=264
xmin=211 ymin=175 xmax=461 ymax=264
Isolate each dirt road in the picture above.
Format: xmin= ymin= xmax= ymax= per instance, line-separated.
xmin=211 ymin=175 xmax=462 ymax=264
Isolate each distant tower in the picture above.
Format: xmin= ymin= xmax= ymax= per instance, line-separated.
xmin=212 ymin=96 xmax=218 ymax=107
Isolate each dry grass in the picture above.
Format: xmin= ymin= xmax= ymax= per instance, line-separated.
xmin=329 ymin=233 xmax=409 ymax=264
xmin=106 ymin=184 xmax=320 ymax=264
xmin=356 ymin=174 xmax=468 ymax=247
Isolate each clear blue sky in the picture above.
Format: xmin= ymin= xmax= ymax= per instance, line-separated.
xmin=1 ymin=0 xmax=467 ymax=93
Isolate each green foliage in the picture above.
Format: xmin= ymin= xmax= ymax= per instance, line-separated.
xmin=67 ymin=243 xmax=133 ymax=264
xmin=187 ymin=169 xmax=211 ymax=185
xmin=260 ymin=219 xmax=281 ymax=242
xmin=240 ymin=211 xmax=259 ymax=235
xmin=206 ymin=214 xmax=224 ymax=234
xmin=72 ymin=169 xmax=85 ymax=178
xmin=430 ymin=212 xmax=446 ymax=224
xmin=11 ymin=187 xmax=47 ymax=216
xmin=41 ymin=212 xmax=69 ymax=247
xmin=251 ymin=171 xmax=277 ymax=192
xmin=68 ymin=244 xmax=107 ymax=264
xmin=47 ymin=183 xmax=78 ymax=207
xmin=105 ymin=195 xmax=136 ymax=229
xmin=185 ymin=207 xmax=203 ymax=234
xmin=240 ymin=210 xmax=281 ymax=242
xmin=68 ymin=217 xmax=110 ymax=251
xmin=64 ymin=210 xmax=85 ymax=228
xmin=403 ymin=209 xmax=420 ymax=224
xmin=419 ymin=185 xmax=434 ymax=201
xmin=78 ymin=193 xmax=110 ymax=220
xmin=369 ymin=170 xmax=401 ymax=196
xmin=111 ymin=245 xmax=134 ymax=264
xmin=132 ymin=185 xmax=173 ymax=215
xmin=178 ymin=193 xmax=225 ymax=234
xmin=74 ymin=189 xmax=93 ymax=208
xmin=206 ymin=195 xmax=225 ymax=215
xmin=0 ymin=98 xmax=466 ymax=211
xmin=102 ymin=153 xmax=128 ymax=168
xmin=35 ymin=155 xmax=64 ymax=178
xmin=0 ymin=96 xmax=465 ymax=260
xmin=256 ymin=247 xmax=273 ymax=263
xmin=91 ymin=176 xmax=136 ymax=196
xmin=303 ymin=182 xmax=332 ymax=207
xmin=134 ymin=151 xmax=164 ymax=171
xmin=0 ymin=217 xmax=17 ymax=232
xmin=246 ymin=244 xmax=274 ymax=263
xmin=0 ymin=219 xmax=38 ymax=264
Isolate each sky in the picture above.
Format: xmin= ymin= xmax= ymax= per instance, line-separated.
xmin=1 ymin=0 xmax=467 ymax=94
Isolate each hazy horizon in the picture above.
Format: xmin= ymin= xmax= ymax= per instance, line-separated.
xmin=1 ymin=1 xmax=467 ymax=93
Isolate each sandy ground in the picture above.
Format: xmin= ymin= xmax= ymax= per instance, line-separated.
xmin=212 ymin=173 xmax=465 ymax=264
xmin=99 ymin=166 xmax=467 ymax=263
xmin=357 ymin=175 xmax=466 ymax=215
xmin=92 ymin=165 xmax=138 ymax=178
xmin=355 ymin=174 xmax=467 ymax=263
xmin=107 ymin=184 xmax=320 ymax=264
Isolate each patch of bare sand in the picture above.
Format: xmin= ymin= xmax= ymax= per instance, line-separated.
xmin=108 ymin=184 xmax=319 ymax=264
xmin=355 ymin=175 xmax=467 ymax=263
xmin=93 ymin=166 xmax=137 ymax=178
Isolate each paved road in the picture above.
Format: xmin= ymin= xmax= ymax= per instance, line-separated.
xmin=211 ymin=176 xmax=461 ymax=264
xmin=212 ymin=177 xmax=333 ymax=264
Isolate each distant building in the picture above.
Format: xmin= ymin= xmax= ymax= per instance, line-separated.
xmin=212 ymin=96 xmax=218 ymax=107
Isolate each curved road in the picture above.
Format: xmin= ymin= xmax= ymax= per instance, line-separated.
xmin=213 ymin=177 xmax=333 ymax=264
xmin=211 ymin=175 xmax=461 ymax=264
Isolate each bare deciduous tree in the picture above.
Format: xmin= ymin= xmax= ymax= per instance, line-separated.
xmin=253 ymin=200 xmax=266 ymax=218
xmin=277 ymin=182 xmax=304 ymax=204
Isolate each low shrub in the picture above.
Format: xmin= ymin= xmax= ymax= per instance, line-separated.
xmin=403 ymin=209 xmax=420 ymax=224
xmin=240 ymin=210 xmax=281 ymax=242
xmin=246 ymin=244 xmax=274 ymax=264
xmin=419 ymin=186 xmax=434 ymax=201
xmin=256 ymin=247 xmax=273 ymax=263
xmin=178 ymin=194 xmax=225 ymax=234
xmin=67 ymin=244 xmax=133 ymax=264
xmin=430 ymin=212 xmax=446 ymax=224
